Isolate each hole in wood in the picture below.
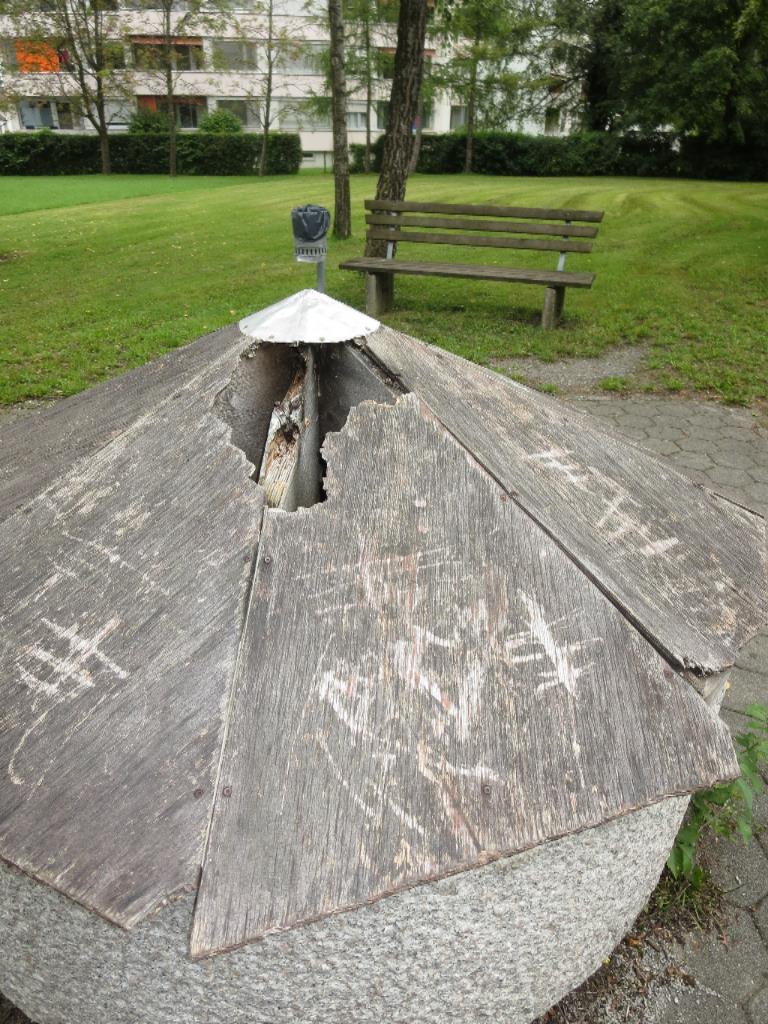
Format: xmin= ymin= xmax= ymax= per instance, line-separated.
xmin=216 ymin=342 xmax=403 ymax=513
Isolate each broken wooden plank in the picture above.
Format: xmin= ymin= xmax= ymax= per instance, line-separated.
xmin=0 ymin=352 xmax=269 ymax=928
xmin=317 ymin=343 xmax=399 ymax=439
xmin=190 ymin=394 xmax=736 ymax=958
xmin=361 ymin=328 xmax=767 ymax=673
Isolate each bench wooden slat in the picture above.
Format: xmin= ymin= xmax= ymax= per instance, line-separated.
xmin=367 ymin=228 xmax=593 ymax=254
xmin=339 ymin=256 xmax=596 ymax=288
xmin=366 ymin=213 xmax=599 ymax=238
xmin=365 ymin=199 xmax=604 ymax=223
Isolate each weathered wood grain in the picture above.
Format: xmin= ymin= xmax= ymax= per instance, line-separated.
xmin=0 ymin=324 xmax=254 ymax=524
xmin=0 ymin=347 xmax=275 ymax=928
xmin=362 ymin=329 xmax=767 ymax=673
xmin=364 ymin=200 xmax=604 ymax=222
xmin=190 ymin=394 xmax=736 ymax=958
xmin=339 ymin=258 xmax=595 ymax=288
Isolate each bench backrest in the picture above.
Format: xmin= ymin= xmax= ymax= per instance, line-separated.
xmin=365 ymin=200 xmax=604 ymax=267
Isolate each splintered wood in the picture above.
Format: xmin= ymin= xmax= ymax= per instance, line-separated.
xmin=190 ymin=394 xmax=738 ymax=957
xmin=258 ymin=368 xmax=305 ymax=508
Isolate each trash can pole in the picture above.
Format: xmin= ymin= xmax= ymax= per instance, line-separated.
xmin=316 ymin=258 xmax=326 ymax=294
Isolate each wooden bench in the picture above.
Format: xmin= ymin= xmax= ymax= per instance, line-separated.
xmin=339 ymin=199 xmax=604 ymax=328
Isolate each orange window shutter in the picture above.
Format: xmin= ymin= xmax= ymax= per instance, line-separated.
xmin=15 ymin=40 xmax=60 ymax=73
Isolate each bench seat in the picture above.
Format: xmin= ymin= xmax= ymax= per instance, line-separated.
xmin=339 ymin=256 xmax=596 ymax=289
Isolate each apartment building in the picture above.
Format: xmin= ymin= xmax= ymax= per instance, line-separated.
xmin=0 ymin=2 xmax=548 ymax=166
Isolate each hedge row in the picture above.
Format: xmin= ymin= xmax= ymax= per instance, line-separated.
xmin=0 ymin=131 xmax=302 ymax=175
xmin=352 ymin=131 xmax=768 ymax=181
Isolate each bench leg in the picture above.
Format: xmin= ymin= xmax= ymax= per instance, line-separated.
xmin=365 ymin=272 xmax=394 ymax=316
xmin=541 ymin=286 xmax=565 ymax=329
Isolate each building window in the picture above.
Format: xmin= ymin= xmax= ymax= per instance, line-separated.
xmin=450 ymin=105 xmax=467 ymax=130
xmin=544 ymin=106 xmax=562 ymax=135
xmin=132 ymin=38 xmax=204 ymax=72
xmin=137 ymin=95 xmax=207 ymax=128
xmin=17 ymin=98 xmax=79 ymax=130
xmin=211 ymin=39 xmax=258 ymax=71
xmin=278 ymin=40 xmax=327 ymax=75
xmin=347 ymin=108 xmax=368 ymax=130
xmin=376 ymin=100 xmax=389 ymax=131
xmin=216 ymin=98 xmax=259 ymax=128
xmin=104 ymin=100 xmax=132 ymax=128
xmin=55 ymin=101 xmax=75 ymax=129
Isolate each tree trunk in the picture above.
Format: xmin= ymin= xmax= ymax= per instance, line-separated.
xmin=259 ymin=83 xmax=271 ymax=176
xmin=166 ymin=64 xmax=177 ymax=177
xmin=363 ymin=18 xmax=372 ymax=173
xmin=328 ymin=0 xmax=351 ymax=239
xmin=408 ymin=97 xmax=423 ymax=174
xmin=94 ymin=84 xmax=111 ymax=174
xmin=162 ymin=7 xmax=176 ymax=177
xmin=464 ymin=40 xmax=479 ymax=174
xmin=259 ymin=3 xmax=275 ymax=176
xmin=98 ymin=128 xmax=111 ymax=175
xmin=365 ymin=0 xmax=429 ymax=257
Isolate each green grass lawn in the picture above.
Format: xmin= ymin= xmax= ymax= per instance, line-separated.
xmin=1 ymin=173 xmax=766 ymax=407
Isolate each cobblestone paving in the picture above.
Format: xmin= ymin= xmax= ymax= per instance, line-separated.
xmin=568 ymin=396 xmax=768 ymax=1024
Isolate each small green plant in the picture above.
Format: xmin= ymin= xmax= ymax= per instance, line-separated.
xmin=539 ymin=382 xmax=560 ymax=395
xmin=599 ymin=375 xmax=628 ymax=391
xmin=198 ymin=109 xmax=243 ymax=134
xmin=128 ymin=108 xmax=169 ymax=134
xmin=668 ymin=703 xmax=768 ymax=885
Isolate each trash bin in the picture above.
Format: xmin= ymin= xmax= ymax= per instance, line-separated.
xmin=292 ymin=205 xmax=330 ymax=292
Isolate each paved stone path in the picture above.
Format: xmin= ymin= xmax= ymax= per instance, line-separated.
xmin=566 ymin=396 xmax=768 ymax=1024
xmin=0 ymin=393 xmax=766 ymax=1024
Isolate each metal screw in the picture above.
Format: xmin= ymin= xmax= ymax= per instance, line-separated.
xmin=481 ymin=783 xmax=492 ymax=796
xmin=193 ymin=787 xmax=204 ymax=799
xmin=263 ymin=555 xmax=272 ymax=565
xmin=222 ymin=785 xmax=233 ymax=798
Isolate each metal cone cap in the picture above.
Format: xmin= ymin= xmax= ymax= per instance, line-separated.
xmin=238 ymin=289 xmax=380 ymax=345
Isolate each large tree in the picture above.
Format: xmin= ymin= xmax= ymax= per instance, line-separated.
xmin=0 ymin=0 xmax=128 ymax=173
xmin=328 ymin=0 xmax=351 ymax=238
xmin=621 ymin=0 xmax=768 ymax=147
xmin=520 ymin=0 xmax=627 ymax=133
xmin=435 ymin=0 xmax=535 ymax=171
xmin=365 ymin=0 xmax=430 ymax=257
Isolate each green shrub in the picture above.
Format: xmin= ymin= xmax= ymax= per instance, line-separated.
xmin=668 ymin=703 xmax=768 ymax=886
xmin=0 ymin=132 xmax=101 ymax=174
xmin=405 ymin=130 xmax=767 ymax=181
xmin=128 ymin=109 xmax=169 ymax=134
xmin=0 ymin=131 xmax=302 ymax=175
xmin=198 ymin=109 xmax=243 ymax=134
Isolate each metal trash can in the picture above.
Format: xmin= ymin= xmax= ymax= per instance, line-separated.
xmin=292 ymin=205 xmax=331 ymax=292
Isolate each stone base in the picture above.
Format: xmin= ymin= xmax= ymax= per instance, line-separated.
xmin=0 ymin=796 xmax=687 ymax=1024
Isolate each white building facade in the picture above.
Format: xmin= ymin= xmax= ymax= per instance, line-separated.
xmin=0 ymin=1 xmax=550 ymax=166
